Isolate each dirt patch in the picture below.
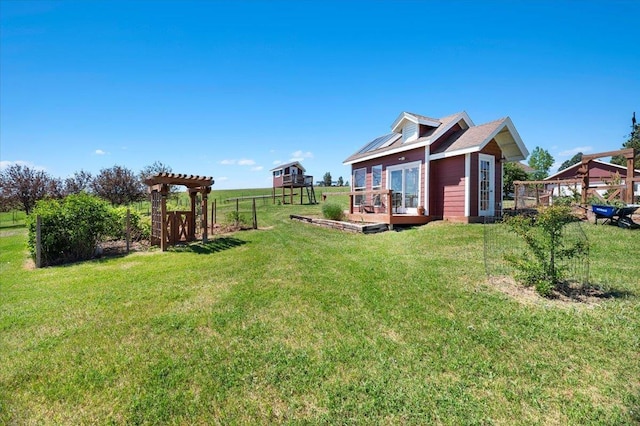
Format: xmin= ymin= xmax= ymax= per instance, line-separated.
xmin=487 ymin=276 xmax=620 ymax=308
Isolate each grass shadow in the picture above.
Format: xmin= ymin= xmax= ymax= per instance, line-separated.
xmin=168 ymin=237 xmax=247 ymax=254
xmin=553 ymin=281 xmax=636 ymax=302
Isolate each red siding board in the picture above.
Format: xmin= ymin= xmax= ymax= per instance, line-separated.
xmin=430 ymin=156 xmax=465 ymax=217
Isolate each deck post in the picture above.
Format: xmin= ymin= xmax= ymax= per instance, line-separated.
xmin=388 ymin=190 xmax=393 ymax=225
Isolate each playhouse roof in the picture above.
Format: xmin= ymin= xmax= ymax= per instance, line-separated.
xmin=270 ymin=161 xmax=306 ymax=173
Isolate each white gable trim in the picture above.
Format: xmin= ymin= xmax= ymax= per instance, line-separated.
xmin=481 ymin=117 xmax=528 ymax=161
xmin=391 ymin=112 xmax=440 ymax=133
xmin=429 ymin=117 xmax=528 ymax=162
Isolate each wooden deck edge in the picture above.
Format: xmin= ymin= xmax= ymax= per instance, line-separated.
xmin=290 ymin=215 xmax=389 ymax=234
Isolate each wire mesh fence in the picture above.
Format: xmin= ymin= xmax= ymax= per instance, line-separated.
xmin=484 ymin=211 xmax=589 ymax=286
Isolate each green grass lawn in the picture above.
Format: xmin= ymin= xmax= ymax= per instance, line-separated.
xmin=1 ymin=200 xmax=639 ymax=424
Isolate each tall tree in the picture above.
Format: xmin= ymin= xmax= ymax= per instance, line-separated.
xmin=611 ymin=112 xmax=640 ymax=169
xmin=323 ymin=172 xmax=332 ymax=187
xmin=337 ymin=176 xmax=344 ymax=187
xmin=558 ymin=152 xmax=583 ymax=171
xmin=139 ymin=161 xmax=173 ymax=181
xmin=139 ymin=161 xmax=179 ymax=197
xmin=503 ymin=162 xmax=529 ymax=198
xmin=528 ymin=146 xmax=554 ymax=180
xmin=64 ymin=170 xmax=93 ymax=195
xmin=0 ymin=164 xmax=54 ymax=214
xmin=92 ymin=165 xmax=145 ymax=206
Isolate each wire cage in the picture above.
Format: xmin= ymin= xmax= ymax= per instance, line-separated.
xmin=484 ymin=211 xmax=589 ymax=287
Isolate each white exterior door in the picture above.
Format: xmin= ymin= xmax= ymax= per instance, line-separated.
xmin=388 ymin=161 xmax=421 ymax=214
xmin=479 ymin=154 xmax=495 ymax=216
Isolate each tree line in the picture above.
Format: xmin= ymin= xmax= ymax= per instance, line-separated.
xmin=0 ymin=161 xmax=172 ymax=214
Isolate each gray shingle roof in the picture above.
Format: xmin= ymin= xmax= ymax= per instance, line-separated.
xmin=431 ymin=118 xmax=507 ymax=155
xmin=343 ymin=111 xmax=466 ymax=164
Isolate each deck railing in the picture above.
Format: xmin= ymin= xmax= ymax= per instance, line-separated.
xmin=282 ymin=174 xmax=313 ymax=186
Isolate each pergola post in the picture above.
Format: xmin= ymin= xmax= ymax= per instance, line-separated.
xmin=201 ymin=187 xmax=210 ymax=243
xmin=627 ymin=156 xmax=635 ymax=204
xmin=189 ymin=189 xmax=197 ymax=240
xmin=160 ymin=184 xmax=168 ymax=252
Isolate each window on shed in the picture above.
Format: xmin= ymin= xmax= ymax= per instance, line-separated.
xmin=274 ymin=170 xmax=282 ymax=177
xmin=353 ymin=167 xmax=366 ymax=206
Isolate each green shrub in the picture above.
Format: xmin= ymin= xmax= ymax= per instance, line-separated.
xmin=27 ymin=193 xmax=115 ymax=266
xmin=503 ymin=206 xmax=587 ymax=297
xmin=109 ymin=207 xmax=150 ymax=241
xmin=225 ymin=210 xmax=248 ymax=227
xmin=322 ymin=203 xmax=344 ymax=221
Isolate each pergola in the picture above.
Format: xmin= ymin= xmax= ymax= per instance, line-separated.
xmin=144 ymin=173 xmax=214 ymax=251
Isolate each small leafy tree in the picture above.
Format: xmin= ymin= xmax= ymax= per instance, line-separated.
xmin=92 ymin=165 xmax=145 ymax=206
xmin=63 ymin=170 xmax=93 ymax=196
xmin=611 ymin=112 xmax=639 ymax=169
xmin=528 ymin=146 xmax=554 ymax=180
xmin=503 ymin=162 xmax=529 ymax=199
xmin=558 ymin=152 xmax=583 ymax=171
xmin=27 ymin=193 xmax=116 ymax=266
xmin=323 ymin=172 xmax=332 ymax=187
xmin=0 ymin=164 xmax=55 ymax=214
xmin=337 ymin=176 xmax=344 ymax=187
xmin=503 ymin=206 xmax=587 ymax=296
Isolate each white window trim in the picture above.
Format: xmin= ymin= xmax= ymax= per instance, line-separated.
xmin=387 ymin=160 xmax=422 ymax=213
xmin=353 ymin=167 xmax=366 ymax=206
xmin=372 ymin=164 xmax=382 ymax=207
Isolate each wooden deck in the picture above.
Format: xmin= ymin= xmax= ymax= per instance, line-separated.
xmin=344 ymin=211 xmax=433 ymax=226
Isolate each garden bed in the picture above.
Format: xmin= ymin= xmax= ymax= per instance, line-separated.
xmin=290 ymin=214 xmax=388 ymax=234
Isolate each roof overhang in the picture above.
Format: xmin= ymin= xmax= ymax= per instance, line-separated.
xmin=269 ymin=161 xmax=306 ymax=173
xmin=391 ymin=112 xmax=441 ymax=133
xmin=430 ymin=117 xmax=528 ymax=161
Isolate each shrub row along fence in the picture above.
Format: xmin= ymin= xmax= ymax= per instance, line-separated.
xmin=483 ymin=210 xmax=590 ymax=293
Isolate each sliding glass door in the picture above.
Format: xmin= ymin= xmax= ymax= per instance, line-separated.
xmin=388 ymin=162 xmax=420 ymax=213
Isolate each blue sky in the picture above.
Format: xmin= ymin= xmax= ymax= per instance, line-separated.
xmin=1 ymin=0 xmax=638 ymax=189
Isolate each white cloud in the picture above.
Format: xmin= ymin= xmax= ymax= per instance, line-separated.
xmin=291 ymin=150 xmax=313 ymax=159
xmin=95 ymin=149 xmax=107 ymax=155
xmin=216 ymin=176 xmax=229 ymax=181
xmin=272 ymin=159 xmax=282 ymax=165
xmin=251 ymin=166 xmax=264 ymax=172
xmin=0 ymin=160 xmax=46 ymax=171
xmin=220 ymin=159 xmax=256 ymax=166
xmin=558 ymin=146 xmax=592 ymax=157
